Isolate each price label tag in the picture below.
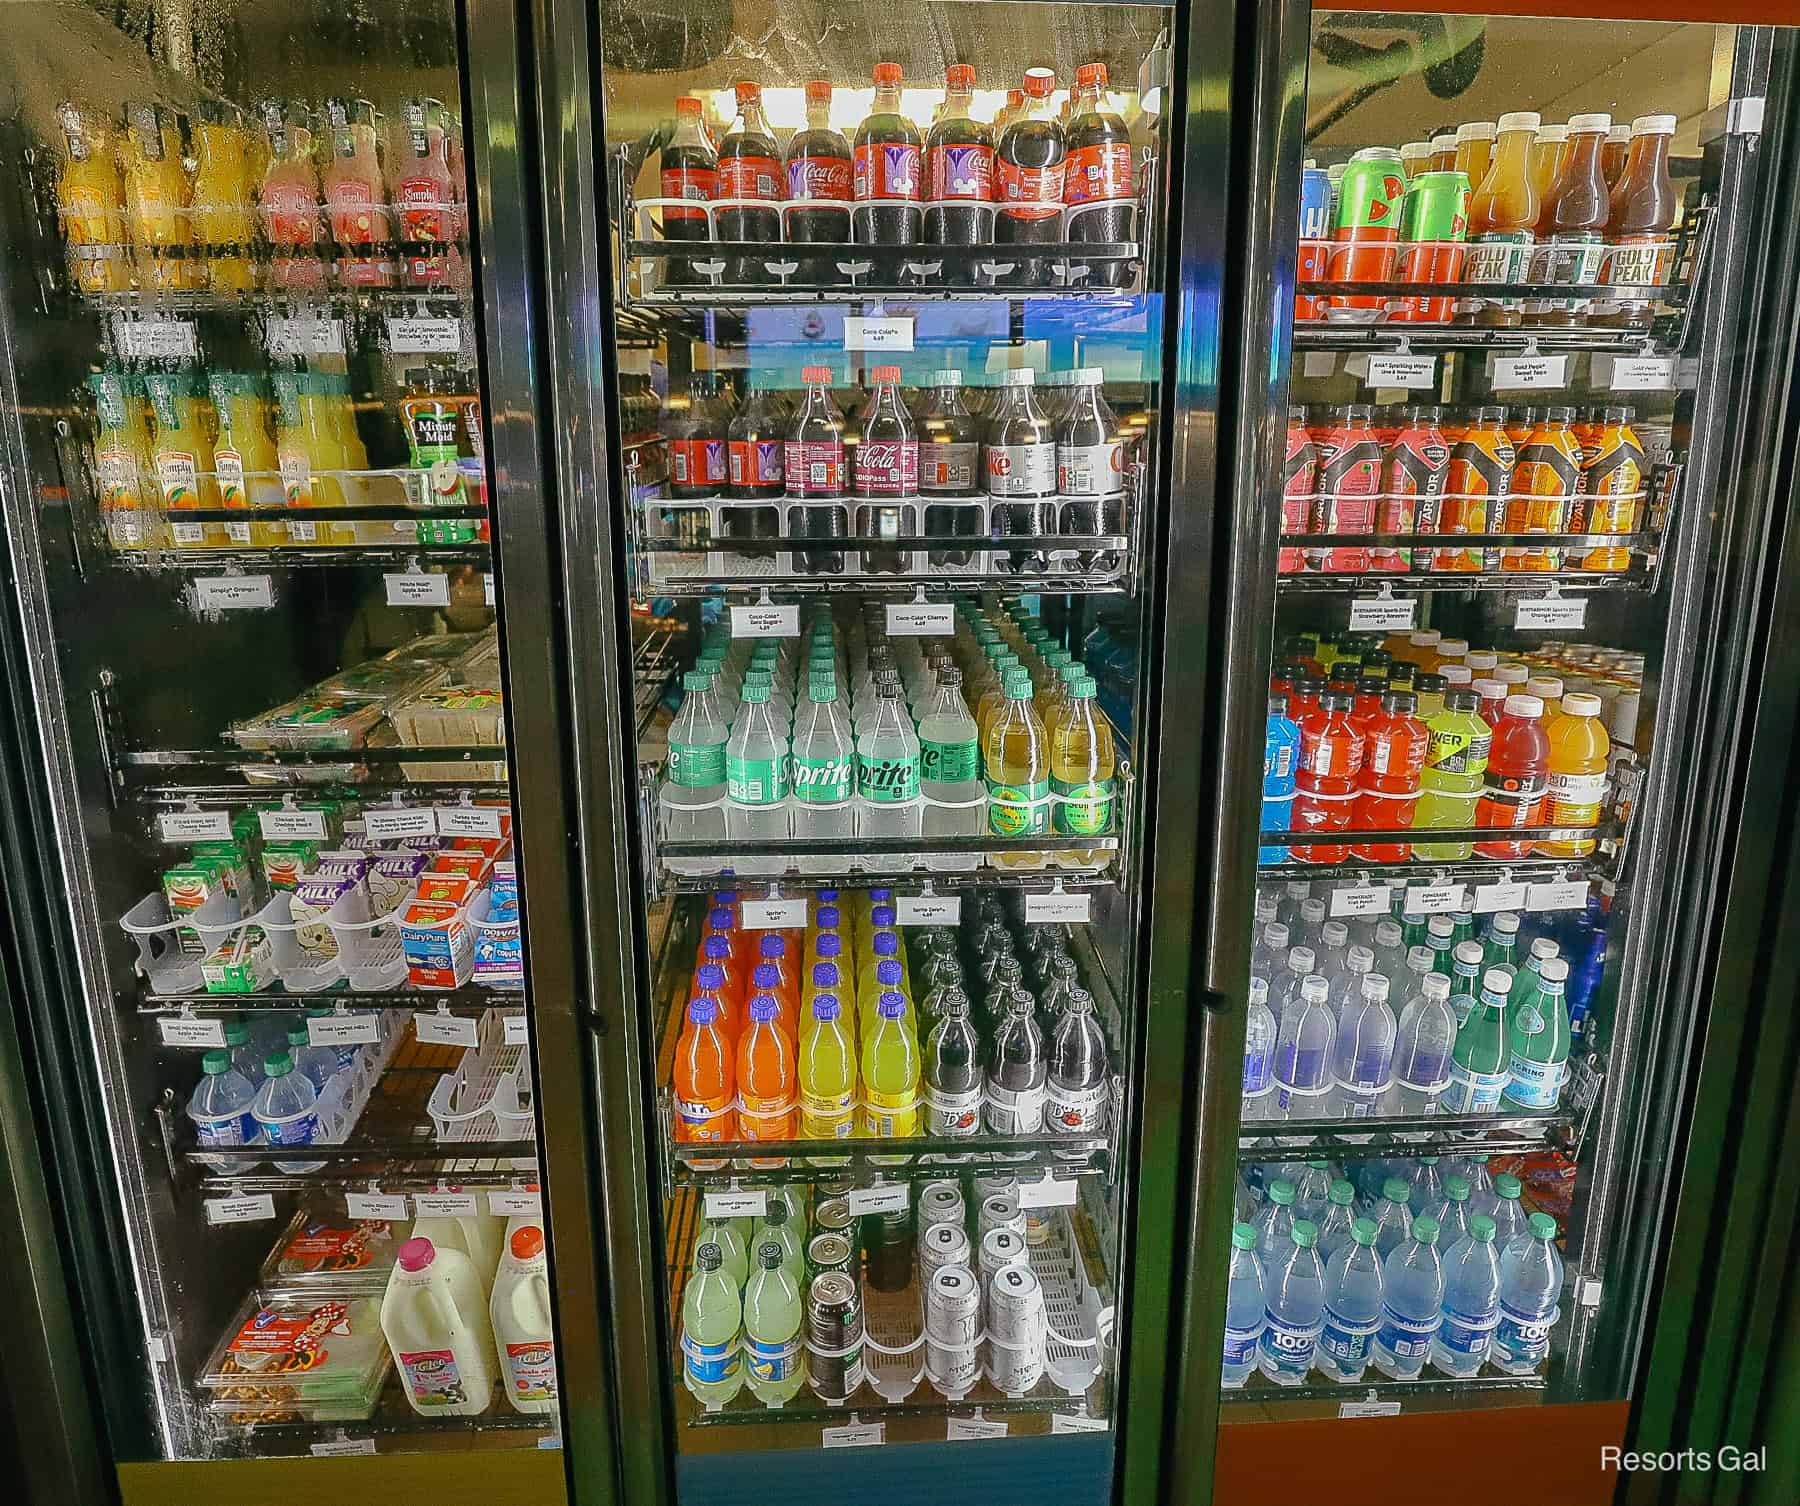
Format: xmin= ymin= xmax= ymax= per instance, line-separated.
xmin=886 ymin=602 xmax=956 ymax=636
xmin=484 ymin=573 xmax=496 ymax=607
xmin=742 ymin=898 xmax=809 ymax=930
xmin=489 ymin=1188 xmax=543 ymax=1218
xmin=159 ymin=1016 xmax=226 ymax=1049
xmin=1349 ymin=596 xmax=1417 ymax=632
xmin=823 ymin=1422 xmax=885 ymax=1449
xmin=386 ymin=316 xmax=463 ymax=353
xmin=1527 ymin=879 xmax=1591 ymax=912
xmin=1515 ymin=596 xmax=1588 ymax=631
xmin=205 ymin=1193 xmax=277 ymax=1226
xmin=415 ymin=1012 xmax=481 ymax=1048
xmin=1016 ymin=1173 xmax=1079 ymax=1209
xmin=259 ymin=807 xmax=329 ymax=842
xmin=1301 ymin=351 xmax=1337 ymax=379
xmin=946 ymin=1416 xmax=1010 ymax=1440
xmin=309 ymin=1015 xmax=380 ymax=1047
xmin=310 ymin=1438 xmax=378 ymax=1458
xmin=386 ymin=572 xmax=452 ymax=608
xmin=1365 ymin=354 xmax=1436 ymax=389
xmin=503 ymin=1013 xmax=529 ymax=1046
xmin=1330 ymin=886 xmax=1393 ymax=918
xmin=194 ymin=575 xmax=274 ymax=612
xmin=1052 ymin=1413 xmax=1110 ymax=1435
xmin=437 ymin=805 xmax=505 ymax=840
xmin=345 ymin=1191 xmax=409 ymax=1221
xmin=115 ymin=317 xmax=198 ymax=360
xmin=1338 ymin=1399 xmax=1402 ymax=1419
xmin=1610 ymin=355 xmax=1676 ymax=392
xmin=413 ymin=1191 xmax=480 ymax=1217
xmin=1025 ymin=890 xmax=1092 ymax=924
xmin=364 ymin=806 xmax=438 ymax=841
xmin=704 ymin=1188 xmax=769 ymax=1220
xmin=1473 ymin=880 xmax=1530 ymax=914
xmin=896 ymin=893 xmax=962 ymax=926
xmin=730 ymin=604 xmax=800 ymax=638
xmin=157 ymin=809 xmax=233 ymax=843
xmin=843 ymin=316 xmax=914 ymax=352
xmin=264 ymin=316 xmax=346 ymax=356
xmin=1491 ymin=353 xmax=1570 ymax=390
xmin=847 ymin=1183 xmax=910 ymax=1216
xmin=1406 ymin=882 xmax=1467 ymax=915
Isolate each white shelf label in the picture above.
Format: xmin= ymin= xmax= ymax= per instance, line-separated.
xmin=896 ymin=893 xmax=962 ymax=927
xmin=1406 ymin=882 xmax=1467 ymax=915
xmin=742 ymin=898 xmax=809 ymax=930
xmin=1527 ymin=879 xmax=1591 ymax=912
xmin=489 ymin=1189 xmax=543 ymax=1218
xmin=116 ymin=317 xmax=197 ymax=360
xmin=484 ymin=572 xmax=496 ymax=607
xmin=1473 ymin=880 xmax=1530 ymax=914
xmin=848 ymin=1183 xmax=910 ymax=1216
xmin=946 ymin=1415 xmax=1010 ymax=1440
xmin=309 ymin=1438 xmax=377 ymax=1458
xmin=843 ymin=316 xmax=914 ymax=352
xmin=437 ymin=805 xmax=505 ymax=840
xmin=1365 ymin=354 xmax=1436 ymax=389
xmin=1330 ymin=886 xmax=1393 ymax=918
xmin=1052 ymin=1413 xmax=1110 ymax=1435
xmin=823 ymin=1422 xmax=885 ymax=1448
xmin=1338 ymin=1399 xmax=1402 ymax=1419
xmin=415 ymin=1012 xmax=480 ymax=1048
xmin=386 ymin=316 xmax=463 ymax=353
xmin=159 ymin=1016 xmax=226 ymax=1049
xmin=503 ymin=1013 xmax=530 ymax=1046
xmin=730 ymin=603 xmax=800 ymax=638
xmin=365 ymin=806 xmax=438 ymax=841
xmin=345 ymin=1191 xmax=409 ymax=1221
xmin=704 ymin=1188 xmax=769 ymax=1220
xmin=1301 ymin=351 xmax=1337 ymax=379
xmin=1017 ymin=1173 xmax=1079 ymax=1209
xmin=157 ymin=809 xmax=233 ymax=843
xmin=1024 ymin=890 xmax=1091 ymax=924
xmin=259 ymin=807 xmax=329 ymax=842
xmin=386 ymin=571 xmax=451 ymax=607
xmin=1516 ymin=596 xmax=1588 ymax=631
xmin=1609 ymin=355 xmax=1676 ymax=392
xmin=885 ymin=602 xmax=956 ymax=636
xmin=1350 ymin=596 xmax=1417 ymax=632
xmin=1491 ymin=353 xmax=1570 ymax=390
xmin=414 ymin=1190 xmax=481 ymax=1217
xmin=194 ymin=575 xmax=274 ymax=612
xmin=205 ymin=1193 xmax=277 ymax=1226
xmin=264 ymin=316 xmax=346 ymax=356
xmin=309 ymin=1015 xmax=379 ymax=1047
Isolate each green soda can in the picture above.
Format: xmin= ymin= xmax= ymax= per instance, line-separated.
xmin=1328 ymin=147 xmax=1406 ymax=322
xmin=1390 ymin=170 xmax=1470 ymax=323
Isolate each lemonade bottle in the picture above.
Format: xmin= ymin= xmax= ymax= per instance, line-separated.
xmin=297 ymin=372 xmax=355 ymax=543
xmin=1540 ymin=693 xmax=1610 ymax=857
xmin=143 ymin=370 xmax=225 ymax=548
xmin=1051 ymin=675 xmax=1116 ymax=865
xmin=975 ymin=650 xmax=1021 ymax=745
xmin=190 ymin=102 xmax=256 ymax=294
xmin=207 ymin=373 xmax=286 ymax=547
xmin=985 ymin=669 xmax=1051 ymax=868
xmin=89 ymin=371 xmax=155 ymax=550
xmin=742 ymin=1241 xmax=806 ymax=1406
xmin=860 ymin=991 xmax=920 ymax=1137
xmin=798 ymin=993 xmax=857 ymax=1140
xmin=121 ymin=102 xmax=195 ymax=292
xmin=682 ymin=1243 xmax=745 ymax=1408
xmin=55 ymin=102 xmax=127 ymax=293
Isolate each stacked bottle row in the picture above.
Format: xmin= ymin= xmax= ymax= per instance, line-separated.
xmin=1300 ymin=108 xmax=1677 ymax=329
xmin=1225 ymin=1152 xmax=1565 ymax=1386
xmin=658 ymin=597 xmax=1118 ymax=874
xmin=671 ymin=886 xmax=1109 ymax=1149
xmin=1283 ymin=404 xmax=1648 ymax=577
xmin=54 ymin=96 xmax=468 ymax=296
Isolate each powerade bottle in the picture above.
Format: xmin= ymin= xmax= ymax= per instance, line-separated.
xmin=1432 ymin=1214 xmax=1502 ymax=1378
xmin=1315 ymin=1217 xmax=1384 ymax=1383
xmin=1223 ymin=1223 xmax=1266 ymax=1388
xmin=1492 ymin=1212 xmax=1564 ymax=1374
xmin=1371 ymin=1216 xmax=1443 ymax=1380
xmin=1256 ymin=1219 xmax=1326 ymax=1386
xmin=1261 ymin=695 xmax=1301 ymax=863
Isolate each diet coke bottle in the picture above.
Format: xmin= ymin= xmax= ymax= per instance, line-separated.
xmin=984 ymin=367 xmax=1057 ymax=573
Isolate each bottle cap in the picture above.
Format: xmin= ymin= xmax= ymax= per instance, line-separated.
xmin=1535 ymin=123 xmax=1569 ymax=142
xmin=945 ymin=63 xmax=976 ymax=91
xmin=1632 ymin=114 xmax=1678 ymax=135
xmin=1491 ymin=911 xmax=1520 ymax=934
xmin=1375 ymin=920 xmax=1402 ymax=945
xmin=1382 ymin=1177 xmax=1411 ymax=1201
xmin=264 ymin=1051 xmax=294 ymax=1076
xmin=1022 ymin=66 xmax=1056 ymax=98
xmin=1470 ymin=1215 xmax=1497 ymax=1241
xmin=741 ymin=681 xmax=770 ymax=703
xmin=803 ymin=364 xmax=832 ymax=383
xmin=511 ymin=1226 xmax=545 ymax=1259
xmin=759 ymin=932 xmax=787 ymax=958
xmin=1531 ymin=937 xmax=1561 ymax=960
xmin=1442 ymin=665 xmax=1472 ymax=687
xmin=675 ymin=96 xmax=703 ymax=118
xmin=1329 ymin=1180 xmax=1355 ymax=1206
xmin=735 ymin=81 xmax=762 ymax=106
xmin=1381 ymin=690 xmax=1418 ymax=715
xmin=694 ymin=1241 xmax=723 ymax=1272
xmin=871 ymin=364 xmax=901 ymax=383
xmin=874 ymin=932 xmax=899 ymax=958
xmin=1001 ymin=367 xmax=1036 ymax=386
xmin=876 ymin=958 xmax=903 ymax=985
xmin=1411 ymin=629 xmax=1442 ymax=647
xmin=1454 ymin=940 xmax=1485 ymax=968
xmin=1411 ymin=1216 xmax=1441 ymax=1244
xmin=1455 ymin=121 xmax=1496 ymax=141
xmin=1607 ymin=123 xmax=1632 ymax=142
xmin=1321 ymin=921 xmax=1348 ymax=947
xmin=201 ymin=1050 xmax=230 ymax=1074
xmin=1497 ymin=111 xmax=1540 ymax=132
xmin=1542 ymin=957 xmax=1570 ymax=982
xmin=1496 ymin=1173 xmax=1524 ymax=1197
xmin=873 ymin=62 xmax=903 ymax=86
xmin=1446 ymin=689 xmax=1480 ymax=712
xmin=1350 ymin=1217 xmax=1378 ymax=1246
xmin=1473 ymin=678 xmax=1506 ymax=703
xmin=929 ymin=369 xmax=962 ymax=386
xmin=1529 ymin=1211 xmax=1559 ymax=1238
xmin=1429 ymin=132 xmax=1456 ymax=152
xmin=682 ymin=670 xmax=712 ymax=692
xmin=757 ymin=1241 xmax=784 ymax=1270
xmin=1289 ymin=946 xmax=1316 ymax=972
xmin=1504 ymin=693 xmax=1544 ymax=718
xmin=398 ymin=1236 xmax=438 ymax=1272
xmin=1290 ymin=1219 xmax=1319 ymax=1249
xmin=1076 ymin=61 xmax=1108 ymax=89
xmin=1567 ymin=112 xmax=1611 ymax=133
xmin=1267 ymin=1178 xmax=1296 ymax=1205
xmin=1300 ymin=974 xmax=1329 ymax=1004
xmin=1439 ymin=638 xmax=1469 ymax=657
xmin=1231 ymin=1222 xmax=1258 ymax=1250
xmin=1483 ymin=967 xmax=1515 ymax=994
xmin=804 ymin=80 xmax=832 ymax=104
xmin=1361 ymin=973 xmax=1390 ymax=1001
xmin=811 ymin=993 xmax=840 ymax=1021
xmin=877 ymin=991 xmax=906 ymax=1020
xmin=1563 ymin=691 xmax=1603 ymax=717
xmin=687 ymin=995 xmax=718 ymax=1025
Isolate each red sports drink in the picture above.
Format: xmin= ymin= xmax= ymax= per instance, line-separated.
xmin=1281 ymin=406 xmax=1316 ymax=574
xmin=1310 ymin=404 xmax=1384 ymax=572
xmin=1289 ymin=676 xmax=1324 ymax=721
xmin=1376 ymin=405 xmax=1449 ymax=572
xmin=1472 ymin=678 xmax=1509 ymax=725
xmin=1293 ymin=690 xmax=1365 ymax=864
xmin=1473 ymin=692 xmax=1550 ymax=858
xmin=1351 ymin=690 xmax=1427 ymax=861
xmin=1351 ymin=673 xmax=1388 ymax=732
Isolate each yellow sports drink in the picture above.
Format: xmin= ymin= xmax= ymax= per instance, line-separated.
xmin=798 ymin=993 xmax=857 ymax=1140
xmin=55 ymin=103 xmax=127 ymax=294
xmin=1540 ymin=693 xmax=1610 ymax=857
xmin=860 ymin=992 xmax=919 ymax=1137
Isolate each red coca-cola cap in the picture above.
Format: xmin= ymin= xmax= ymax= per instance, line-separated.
xmin=735 ymin=81 xmax=761 ymax=104
xmin=871 ymin=364 xmax=901 ymax=382
xmin=1023 ymin=67 xmax=1056 ymax=98
xmin=1008 ymin=89 xmax=1024 ymax=107
xmin=674 ymin=96 xmax=702 ymax=117
xmin=803 ymin=365 xmax=831 ymax=383
xmin=946 ymin=64 xmax=975 ymax=90
xmin=873 ymin=62 xmax=903 ymax=86
xmin=1076 ymin=62 xmax=1108 ymax=89
xmin=804 ymin=79 xmax=832 ymax=103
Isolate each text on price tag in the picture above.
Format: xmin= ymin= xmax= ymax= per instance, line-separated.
xmin=1491 ymin=353 xmax=1570 ymax=390
xmin=896 ymin=893 xmax=962 ymax=926
xmin=386 ymin=572 xmax=451 ymax=608
xmin=742 ymin=897 xmax=809 ymax=929
xmin=1527 ymin=879 xmax=1592 ymax=912
xmin=947 ymin=1415 xmax=1010 ymax=1440
xmin=159 ymin=1016 xmax=226 ymax=1049
xmin=886 ymin=601 xmax=956 ymax=636
xmin=1052 ymin=1413 xmax=1110 ymax=1435
xmin=310 ymin=1438 xmax=377 ymax=1458
xmin=414 ymin=1191 xmax=480 ymax=1217
xmin=704 ymin=1188 xmax=769 ymax=1220
xmin=259 ymin=807 xmax=329 ymax=841
xmin=1350 ymin=596 xmax=1417 ymax=632
xmin=1017 ymin=1174 xmax=1079 ymax=1209
xmin=194 ymin=575 xmax=274 ymax=612
xmin=1331 ymin=886 xmax=1393 ymax=918
xmin=1473 ymin=881 xmax=1529 ymax=914
xmin=116 ymin=318 xmax=197 ymax=361
xmin=309 ymin=1015 xmax=380 ymax=1047
xmin=206 ymin=1193 xmax=277 ymax=1226
xmin=1405 ymin=882 xmax=1467 ymax=915
xmin=364 ymin=806 xmax=438 ymax=841
xmin=1365 ymin=354 xmax=1437 ymax=389
xmin=437 ymin=805 xmax=505 ymax=839
xmin=1610 ymin=355 xmax=1676 ymax=392
xmin=503 ymin=1013 xmax=530 ymax=1046
xmin=1516 ymin=596 xmax=1588 ymax=631
xmin=843 ymin=316 xmax=913 ymax=351
xmin=264 ymin=316 xmax=346 ymax=357
xmin=823 ymin=1422 xmax=885 ymax=1448
xmin=1339 ymin=1399 xmax=1403 ymax=1419
xmin=489 ymin=1188 xmax=543 ymax=1218
xmin=346 ymin=1191 xmax=409 ymax=1221
xmin=415 ymin=1012 xmax=480 ymax=1048
xmin=158 ymin=809 xmax=233 ymax=843
xmin=1024 ymin=890 xmax=1092 ymax=924
xmin=731 ymin=603 xmax=800 ymax=638
xmin=386 ymin=316 xmax=462 ymax=353
xmin=848 ymin=1183 xmax=910 ymax=1216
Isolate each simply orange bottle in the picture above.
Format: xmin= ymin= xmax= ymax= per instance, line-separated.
xmin=1466 ymin=111 xmax=1540 ymax=327
xmin=1504 ymin=406 xmax=1584 ymax=570
xmin=673 ymin=993 xmax=737 ymax=1149
xmin=121 ymin=101 xmax=196 ymax=292
xmin=55 ymin=102 xmax=128 ymax=294
xmin=1577 ymin=406 xmax=1647 ymax=572
xmin=736 ymin=993 xmax=797 ymax=1147
xmin=1540 ymin=693 xmax=1611 ymax=857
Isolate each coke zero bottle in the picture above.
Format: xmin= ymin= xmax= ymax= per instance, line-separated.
xmin=783 ymin=79 xmax=851 ymax=285
xmin=983 ymin=367 xmax=1058 ymax=573
xmin=666 ymin=370 xmax=725 ymax=500
xmin=995 ymin=67 xmax=1066 ymax=287
xmin=854 ymin=63 xmax=923 ymax=257
xmin=716 ymin=81 xmax=782 ymax=284
xmin=853 ymin=364 xmax=917 ymax=576
xmin=659 ymin=95 xmax=716 ymax=287
xmin=919 ymin=369 xmax=981 ymax=569
xmin=785 ymin=365 xmax=848 ymax=576
xmin=1064 ymin=62 xmax=1136 ymax=289
xmin=925 ymin=63 xmax=995 ymax=275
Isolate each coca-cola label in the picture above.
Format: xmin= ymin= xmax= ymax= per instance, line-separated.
xmin=1058 ymin=440 xmax=1125 ymax=498
xmin=787 ymin=153 xmax=852 ymax=202
xmin=671 ymin=438 xmax=725 ymax=486
xmin=784 ymin=439 xmax=844 ymax=495
xmin=854 ymin=143 xmax=922 ymax=203
xmin=928 ymin=142 xmax=995 ymax=202
xmin=985 ymin=441 xmax=1057 ymax=496
xmin=856 ymin=440 xmax=918 ymax=495
xmin=717 ymin=154 xmax=782 ymax=201
xmin=920 ymin=442 xmax=978 ymax=492
xmin=660 ymin=165 xmax=715 ymax=223
xmin=1063 ymin=142 xmax=1133 ymax=205
xmin=728 ymin=439 xmax=783 ymax=487
xmin=996 ymin=157 xmax=1067 ymax=220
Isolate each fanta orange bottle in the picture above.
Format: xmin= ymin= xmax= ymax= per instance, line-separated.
xmin=756 ymin=934 xmax=799 ymax=1022
xmin=697 ymin=935 xmax=746 ymax=1020
xmin=673 ymin=995 xmax=736 ymax=1147
xmin=751 ymin=960 xmax=798 ymax=1042
xmin=737 ymin=993 xmax=797 ymax=1145
xmin=690 ymin=962 xmax=738 ymax=1047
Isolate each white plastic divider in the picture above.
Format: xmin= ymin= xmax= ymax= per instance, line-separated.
xmin=425 ymin=1006 xmax=533 ymax=1144
xmin=120 ymin=891 xmax=245 ymax=995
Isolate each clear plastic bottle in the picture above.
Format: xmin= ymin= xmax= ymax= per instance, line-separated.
xmin=1050 ymin=675 xmax=1115 ymax=865
xmin=743 ymin=1240 xmax=806 ymax=1406
xmin=918 ymin=666 xmax=984 ymax=870
xmin=1257 ymin=1219 xmax=1326 ymax=1386
xmin=1315 ymin=1217 xmax=1385 ymax=1383
xmin=283 ymin=1022 xmax=339 ymax=1093
xmin=985 ymin=990 xmax=1047 ymax=1135
xmin=1432 ymin=1214 xmax=1502 ymax=1378
xmin=789 ymin=676 xmax=855 ymax=873
xmin=1046 ymin=987 xmax=1109 ymax=1137
xmin=984 ymin=668 xmax=1051 ymax=866
xmin=1328 ymin=972 xmax=1396 ymax=1121
xmin=853 ymin=365 xmax=917 ymax=575
xmin=1271 ymin=973 xmax=1334 ymax=1121
xmin=682 ymin=1242 xmax=746 ymax=1407
xmin=922 ymin=990 xmax=983 ymax=1136
xmin=1241 ymin=976 xmax=1277 ymax=1122
xmin=663 ymin=670 xmax=730 ymax=873
xmin=1368 ymin=1176 xmax=1415 ymax=1259
xmin=856 ymin=678 xmax=922 ymax=871
xmin=1056 ymin=369 xmax=1129 ymax=551
xmin=1254 ymin=1178 xmax=1297 ymax=1267
xmin=251 ymin=1050 xmax=324 ymax=1174
xmin=1491 ymin=1212 xmax=1564 ymax=1374
xmin=983 ymin=368 xmax=1058 ymax=574
xmin=187 ymin=1049 xmax=257 ymax=1166
xmin=919 ymin=371 xmax=983 ymax=566
xmin=1371 ymin=1216 xmax=1444 ymax=1380
xmin=1222 ymin=1223 xmax=1267 ymax=1389
xmin=725 ymin=680 xmax=790 ymax=874
xmin=1315 ymin=1181 xmax=1359 ymax=1262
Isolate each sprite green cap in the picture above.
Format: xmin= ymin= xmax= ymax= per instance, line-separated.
xmin=741 ymin=681 xmax=770 ymax=703
xmin=1005 ymin=671 xmax=1034 ymax=698
xmin=681 ymin=671 xmax=711 ymax=691
xmin=807 ymin=678 xmax=837 ymax=702
xmin=1073 ymin=676 xmax=1097 ymax=697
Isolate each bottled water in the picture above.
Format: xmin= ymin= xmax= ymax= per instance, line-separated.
xmin=1292 ymin=897 xmax=1327 ymax=954
xmin=187 ymin=1049 xmax=257 ymax=1167
xmin=917 ymin=667 xmax=984 ymax=871
xmin=1462 ymin=1156 xmax=1499 ymax=1217
xmin=1491 ymin=1212 xmax=1564 ymax=1374
xmin=1444 ymin=967 xmax=1514 ymax=1115
xmin=855 ymin=679 xmax=922 ymax=872
xmin=1270 ymin=946 xmax=1316 ymax=1022
xmin=1432 ymin=1214 xmax=1502 ymax=1378
xmin=1371 ymin=1216 xmax=1443 ymax=1380
xmin=725 ymin=680 xmax=791 ymax=874
xmin=789 ymin=676 xmax=856 ymax=873
xmin=224 ymin=1018 xmax=267 ymax=1085
xmin=1381 ymin=972 xmax=1457 ymax=1117
xmin=1446 ymin=940 xmax=1487 ymax=1027
xmin=1371 ymin=919 xmax=1408 ymax=984
xmin=1324 ymin=944 xmax=1375 ymax=1019
xmin=252 ymin=1050 xmax=324 ymax=1174
xmin=1487 ymin=1172 xmax=1529 ymax=1247
xmin=1253 ymin=1178 xmax=1297 ymax=1267
xmin=1406 ymin=1155 xmax=1445 ymax=1215
xmin=1251 ymin=922 xmax=1290 ymax=985
xmin=1328 ymin=972 xmax=1396 ymax=1121
xmin=1504 ymin=956 xmax=1572 ymax=1110
xmin=1222 ymin=1223 xmax=1266 ymax=1389
xmin=1270 ymin=974 xmax=1334 ymax=1120
xmin=1428 ymin=1175 xmax=1473 ymax=1246
xmin=1241 ymin=977 xmax=1277 ymax=1122
xmin=1256 ymin=1220 xmax=1326 ymax=1387
xmin=1292 ymin=1160 xmax=1335 ymax=1225
xmin=662 ymin=670 xmax=730 ymax=874
xmin=1315 ymin=1217 xmax=1384 ymax=1383
xmin=283 ymin=1022 xmax=339 ymax=1093
xmin=1314 ymin=1180 xmax=1358 ymax=1261
xmin=1315 ymin=921 xmax=1351 ymax=991
xmin=1368 ymin=1177 xmax=1414 ymax=1258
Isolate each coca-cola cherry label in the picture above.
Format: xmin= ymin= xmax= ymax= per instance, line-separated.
xmin=997 ymin=159 xmax=1067 ymax=219
xmin=660 ymin=166 xmax=716 ymax=222
xmin=787 ymin=155 xmax=852 ymax=201
xmin=929 ymin=143 xmax=995 ymax=201
xmin=717 ymin=156 xmax=782 ymax=201
xmin=784 ymin=440 xmax=844 ymax=495
xmin=1063 ymin=143 xmax=1133 ymax=204
xmin=856 ymin=440 xmax=918 ymax=495
xmin=855 ymin=144 xmax=922 ymax=202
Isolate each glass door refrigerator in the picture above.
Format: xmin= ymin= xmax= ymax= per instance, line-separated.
xmin=0 ymin=0 xmax=613 ymax=1500
xmin=538 ymin=0 xmax=1225 ymax=1500
xmin=1163 ymin=7 xmax=1800 ymax=1503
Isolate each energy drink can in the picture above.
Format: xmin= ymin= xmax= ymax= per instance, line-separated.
xmin=806 ymin=1231 xmax=854 ymax=1282
xmin=1297 ymin=166 xmax=1332 ymax=320
xmin=805 ymin=1271 xmax=865 ymax=1404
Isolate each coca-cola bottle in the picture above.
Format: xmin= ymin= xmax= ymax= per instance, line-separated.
xmin=853 ymin=365 xmax=917 ymax=576
xmin=995 ymin=67 xmax=1067 ymax=287
xmin=853 ymin=63 xmax=923 ymax=254
xmin=783 ymin=80 xmax=852 ymax=285
xmin=1057 ymin=368 xmax=1129 ymax=570
xmin=925 ymin=63 xmax=995 ymax=276
xmin=1064 ymin=62 xmax=1136 ymax=289
xmin=725 ymin=371 xmax=785 ymax=547
xmin=715 ymin=82 xmax=782 ymax=285
xmin=984 ymin=367 xmax=1058 ymax=574
xmin=785 ymin=365 xmax=848 ymax=576
xmin=666 ymin=370 xmax=725 ymax=500
xmin=659 ymin=95 xmax=716 ymax=287
xmin=919 ymin=369 xmax=981 ymax=569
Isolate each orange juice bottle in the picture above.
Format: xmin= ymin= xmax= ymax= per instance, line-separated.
xmin=1540 ymin=693 xmax=1610 ymax=856
xmin=257 ymin=100 xmax=328 ymax=292
xmin=1577 ymin=406 xmax=1647 ymax=573
xmin=144 ymin=370 xmax=226 ymax=548
xmin=207 ymin=372 xmax=286 ymax=548
xmin=190 ymin=102 xmax=256 ymax=294
xmin=272 ymin=370 xmax=347 ymax=546
xmin=55 ymin=102 xmax=128 ymax=293
xmin=89 ymin=371 xmax=155 ymax=550
xmin=121 ymin=102 xmax=195 ymax=292
xmin=1466 ymin=111 xmax=1540 ymax=327
xmin=299 ymin=373 xmax=357 ymax=544
xmin=324 ymin=97 xmax=396 ymax=288
xmin=1504 ymin=406 xmax=1582 ymax=570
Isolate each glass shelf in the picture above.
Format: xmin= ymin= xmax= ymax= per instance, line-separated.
xmin=1237 ymin=1108 xmax=1576 ymax=1162
xmin=1219 ymin=1373 xmax=1550 ymax=1405
xmin=665 ymin=1130 xmax=1113 ymax=1187
xmin=139 ymin=984 xmax=520 ymax=1013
